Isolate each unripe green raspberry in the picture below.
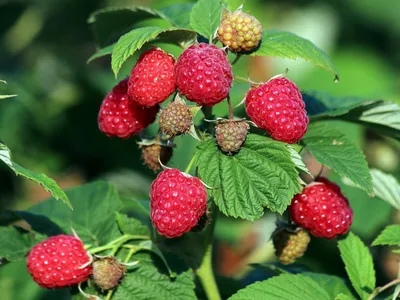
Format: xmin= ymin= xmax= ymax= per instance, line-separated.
xmin=273 ymin=229 xmax=310 ymax=265
xmin=215 ymin=119 xmax=249 ymax=153
xmin=140 ymin=143 xmax=173 ymax=172
xmin=217 ymin=9 xmax=262 ymax=52
xmin=159 ymin=100 xmax=193 ymax=138
xmin=92 ymin=257 xmax=126 ymax=291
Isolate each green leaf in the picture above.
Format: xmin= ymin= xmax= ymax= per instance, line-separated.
xmin=0 ymin=142 xmax=71 ymax=209
xmin=342 ymin=169 xmax=400 ymax=210
xmin=190 ymin=0 xmax=222 ymax=41
xmin=88 ymin=6 xmax=163 ymax=47
xmin=87 ymin=43 xmax=115 ymax=63
xmin=338 ymin=232 xmax=376 ymax=300
xmin=302 ymin=123 xmax=373 ymax=195
xmin=228 ymin=274 xmax=330 ymax=300
xmin=195 ymin=134 xmax=301 ymax=221
xmin=303 ymin=92 xmax=400 ymax=140
xmin=112 ymin=252 xmax=196 ymax=300
xmin=158 ymin=3 xmax=194 ymax=28
xmin=372 ymin=225 xmax=400 ymax=246
xmin=252 ymin=31 xmax=339 ymax=81
xmin=111 ymin=27 xmax=196 ymax=76
xmin=287 ymin=145 xmax=312 ymax=177
xmin=0 ymin=227 xmax=39 ymax=261
xmin=302 ymin=272 xmax=355 ymax=299
xmin=19 ymin=181 xmax=123 ymax=246
xmin=116 ymin=213 xmax=150 ymax=236
xmin=335 ymin=294 xmax=354 ymax=300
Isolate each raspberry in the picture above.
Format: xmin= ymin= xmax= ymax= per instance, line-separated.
xmin=150 ymin=168 xmax=207 ymax=238
xmin=140 ymin=142 xmax=173 ymax=172
xmin=273 ymin=229 xmax=310 ymax=265
xmin=159 ymin=100 xmax=193 ymax=138
xmin=218 ymin=9 xmax=262 ymax=52
xmin=215 ymin=119 xmax=249 ymax=153
xmin=92 ymin=257 xmax=126 ymax=291
xmin=27 ymin=235 xmax=92 ymax=288
xmin=98 ymin=79 xmax=159 ymax=138
xmin=289 ymin=178 xmax=353 ymax=239
xmin=128 ymin=48 xmax=176 ymax=106
xmin=175 ymin=43 xmax=233 ymax=106
xmin=245 ymin=77 xmax=309 ymax=144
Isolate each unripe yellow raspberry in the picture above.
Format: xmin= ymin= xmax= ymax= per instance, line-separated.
xmin=273 ymin=229 xmax=310 ymax=265
xmin=217 ymin=9 xmax=262 ymax=53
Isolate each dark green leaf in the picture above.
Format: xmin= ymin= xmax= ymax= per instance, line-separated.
xmin=190 ymin=0 xmax=222 ymax=41
xmin=88 ymin=6 xmax=163 ymax=47
xmin=228 ymin=274 xmax=330 ymax=300
xmin=111 ymin=27 xmax=196 ymax=76
xmin=302 ymin=123 xmax=373 ymax=195
xmin=195 ymin=134 xmax=301 ymax=221
xmin=20 ymin=181 xmax=123 ymax=246
xmin=252 ymin=31 xmax=339 ymax=81
xmin=112 ymin=252 xmax=196 ymax=300
xmin=116 ymin=213 xmax=150 ymax=236
xmin=158 ymin=3 xmax=194 ymax=28
xmin=0 ymin=143 xmax=71 ymax=209
xmin=0 ymin=227 xmax=38 ymax=261
xmin=372 ymin=225 xmax=400 ymax=246
xmin=303 ymin=92 xmax=400 ymax=140
xmin=338 ymin=232 xmax=376 ymax=300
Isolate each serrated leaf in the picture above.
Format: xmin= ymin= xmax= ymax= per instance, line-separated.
xmin=287 ymin=145 xmax=312 ymax=177
xmin=302 ymin=123 xmax=373 ymax=195
xmin=112 ymin=252 xmax=196 ymax=300
xmin=190 ymin=0 xmax=222 ymax=41
xmin=18 ymin=181 xmax=122 ymax=246
xmin=338 ymin=232 xmax=376 ymax=300
xmin=0 ymin=227 xmax=38 ymax=261
xmin=111 ymin=27 xmax=196 ymax=76
xmin=228 ymin=274 xmax=330 ymax=300
xmin=158 ymin=3 xmax=194 ymax=28
xmin=0 ymin=142 xmax=71 ymax=209
xmin=303 ymin=92 xmax=400 ymax=140
xmin=116 ymin=213 xmax=150 ymax=236
xmin=342 ymin=169 xmax=400 ymax=210
xmin=303 ymin=272 xmax=355 ymax=299
xmin=195 ymin=134 xmax=301 ymax=221
xmin=372 ymin=225 xmax=400 ymax=246
xmin=252 ymin=31 xmax=339 ymax=80
xmin=88 ymin=6 xmax=163 ymax=47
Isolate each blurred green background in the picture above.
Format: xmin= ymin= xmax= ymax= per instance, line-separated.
xmin=0 ymin=0 xmax=399 ymax=299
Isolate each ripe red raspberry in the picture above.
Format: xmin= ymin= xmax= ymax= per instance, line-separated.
xmin=289 ymin=178 xmax=353 ymax=239
xmin=245 ymin=77 xmax=309 ymax=144
xmin=128 ymin=48 xmax=176 ymax=106
xmin=150 ymin=168 xmax=207 ymax=238
xmin=175 ymin=43 xmax=233 ymax=106
xmin=217 ymin=9 xmax=262 ymax=52
xmin=98 ymin=79 xmax=159 ymax=138
xmin=273 ymin=229 xmax=310 ymax=265
xmin=27 ymin=235 xmax=92 ymax=288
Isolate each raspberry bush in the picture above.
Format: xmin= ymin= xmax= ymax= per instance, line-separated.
xmin=1 ymin=1 xmax=400 ymax=300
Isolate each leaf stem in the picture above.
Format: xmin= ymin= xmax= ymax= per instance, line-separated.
xmin=368 ymin=278 xmax=400 ymax=300
xmin=185 ymin=155 xmax=197 ymax=174
xmin=227 ymin=94 xmax=233 ymax=120
xmin=105 ymin=290 xmax=113 ymax=300
xmin=195 ymin=204 xmax=221 ymax=300
xmin=88 ymin=234 xmax=150 ymax=254
xmin=201 ymin=106 xmax=215 ymax=133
